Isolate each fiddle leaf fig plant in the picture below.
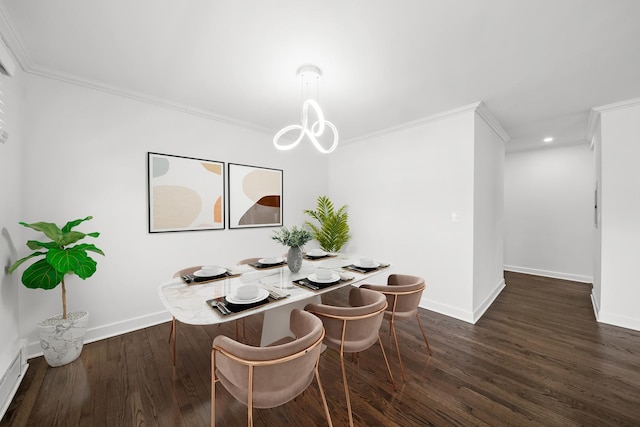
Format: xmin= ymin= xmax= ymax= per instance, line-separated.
xmin=8 ymin=216 xmax=105 ymax=320
xmin=304 ymin=195 xmax=351 ymax=253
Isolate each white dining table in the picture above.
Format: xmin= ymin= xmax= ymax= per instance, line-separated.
xmin=158 ymin=253 xmax=390 ymax=364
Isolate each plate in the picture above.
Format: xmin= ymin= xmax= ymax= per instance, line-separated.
xmin=194 ymin=268 xmax=227 ymax=278
xmin=258 ymin=257 xmax=284 ymax=265
xmin=353 ymin=260 xmax=380 ymax=269
xmin=306 ymin=250 xmax=327 ymax=258
xmin=308 ymin=272 xmax=341 ymax=284
xmin=225 ymin=288 xmax=269 ymax=304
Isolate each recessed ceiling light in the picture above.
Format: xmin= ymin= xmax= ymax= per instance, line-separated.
xmin=543 ymin=137 xmax=554 ymax=143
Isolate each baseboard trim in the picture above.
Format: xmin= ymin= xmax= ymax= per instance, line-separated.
xmin=419 ymin=299 xmax=474 ymax=324
xmin=473 ymin=279 xmax=506 ymax=323
xmin=504 ymin=265 xmax=593 ymax=283
xmin=26 ymin=311 xmax=172 ymax=359
xmin=597 ymin=310 xmax=640 ymax=332
xmin=590 ymin=293 xmax=601 ymax=321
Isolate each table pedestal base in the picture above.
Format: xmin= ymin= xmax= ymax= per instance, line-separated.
xmin=260 ymin=295 xmax=322 ymax=346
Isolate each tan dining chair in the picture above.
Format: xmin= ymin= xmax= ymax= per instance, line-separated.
xmin=361 ymin=274 xmax=431 ymax=381
xmin=211 ymin=309 xmax=332 ymax=427
xmin=305 ymin=287 xmax=395 ymax=427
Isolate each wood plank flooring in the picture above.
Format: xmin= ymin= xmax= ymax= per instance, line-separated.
xmin=2 ymin=272 xmax=640 ymax=426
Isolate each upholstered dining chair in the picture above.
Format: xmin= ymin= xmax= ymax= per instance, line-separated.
xmin=211 ymin=309 xmax=332 ymax=427
xmin=361 ymin=274 xmax=431 ymax=381
xmin=305 ymin=287 xmax=395 ymax=427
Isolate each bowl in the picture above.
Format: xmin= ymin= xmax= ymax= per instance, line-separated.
xmin=236 ymin=285 xmax=259 ymax=300
xmin=261 ymin=257 xmax=280 ymax=264
xmin=316 ymin=269 xmax=333 ymax=280
xmin=308 ymin=249 xmax=325 ymax=257
xmin=200 ymin=265 xmax=223 ymax=275
xmin=359 ymin=258 xmax=375 ymax=267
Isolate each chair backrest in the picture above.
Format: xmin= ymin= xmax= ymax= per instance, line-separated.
xmin=362 ymin=274 xmax=425 ymax=318
xmin=173 ymin=265 xmax=202 ymax=278
xmin=305 ymin=287 xmax=387 ymax=354
xmin=212 ymin=309 xmax=324 ymax=409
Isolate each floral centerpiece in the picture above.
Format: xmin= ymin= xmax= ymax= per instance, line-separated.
xmin=272 ymin=226 xmax=312 ymax=272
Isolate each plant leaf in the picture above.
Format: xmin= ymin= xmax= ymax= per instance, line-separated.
xmin=8 ymin=252 xmax=46 ymax=274
xmin=61 ymin=216 xmax=93 ymax=233
xmin=20 ymin=221 xmax=63 ymax=243
xmin=21 ymin=259 xmax=64 ymax=290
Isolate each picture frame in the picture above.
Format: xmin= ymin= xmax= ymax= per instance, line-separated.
xmin=147 ymin=152 xmax=225 ymax=232
xmin=228 ymin=163 xmax=283 ymax=229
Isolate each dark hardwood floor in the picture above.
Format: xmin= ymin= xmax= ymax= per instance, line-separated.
xmin=3 ymin=272 xmax=640 ymax=426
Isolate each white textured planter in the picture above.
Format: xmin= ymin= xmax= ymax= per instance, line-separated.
xmin=37 ymin=311 xmax=89 ymax=367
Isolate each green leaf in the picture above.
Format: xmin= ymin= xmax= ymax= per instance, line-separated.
xmin=73 ymin=243 xmax=105 ymax=256
xmin=61 ymin=216 xmax=93 ymax=233
xmin=47 ymin=247 xmax=87 ymax=274
xmin=58 ymin=230 xmax=90 ymax=246
xmin=20 ymin=221 xmax=64 ymax=243
xmin=21 ymin=259 xmax=64 ymax=290
xmin=26 ymin=240 xmax=60 ymax=251
xmin=8 ymin=252 xmax=46 ymax=274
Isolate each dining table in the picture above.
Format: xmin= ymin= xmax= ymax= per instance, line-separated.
xmin=158 ymin=253 xmax=391 ymax=365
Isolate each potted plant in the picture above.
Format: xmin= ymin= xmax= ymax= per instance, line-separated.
xmin=272 ymin=225 xmax=312 ymax=272
xmin=304 ymin=195 xmax=351 ymax=253
xmin=8 ymin=216 xmax=105 ymax=367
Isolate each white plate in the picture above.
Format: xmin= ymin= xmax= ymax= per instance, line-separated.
xmin=353 ymin=260 xmax=380 ymax=269
xmin=307 ymin=250 xmax=327 ymax=257
xmin=308 ymin=273 xmax=341 ymax=284
xmin=258 ymin=257 xmax=284 ymax=265
xmin=225 ymin=288 xmax=270 ymax=304
xmin=194 ymin=268 xmax=227 ymax=277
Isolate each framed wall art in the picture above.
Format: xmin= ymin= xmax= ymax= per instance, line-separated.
xmin=147 ymin=152 xmax=225 ymax=232
xmin=228 ymin=163 xmax=283 ymax=229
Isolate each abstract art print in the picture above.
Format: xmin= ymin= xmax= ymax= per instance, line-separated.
xmin=228 ymin=163 xmax=283 ymax=228
xmin=148 ymin=152 xmax=225 ymax=232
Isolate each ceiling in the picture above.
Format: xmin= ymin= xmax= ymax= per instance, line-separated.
xmin=1 ymin=0 xmax=639 ymax=152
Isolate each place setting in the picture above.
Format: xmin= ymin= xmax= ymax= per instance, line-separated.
xmin=206 ymin=284 xmax=280 ymax=316
xmin=180 ymin=265 xmax=241 ymax=285
xmin=293 ymin=268 xmax=353 ymax=291
xmin=303 ymin=248 xmax=336 ymax=260
xmin=248 ymin=257 xmax=286 ymax=269
xmin=343 ymin=258 xmax=390 ymax=274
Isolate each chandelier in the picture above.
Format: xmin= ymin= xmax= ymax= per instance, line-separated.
xmin=273 ymin=65 xmax=339 ymax=154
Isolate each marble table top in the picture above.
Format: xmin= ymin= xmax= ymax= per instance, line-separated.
xmin=158 ymin=254 xmax=388 ymax=325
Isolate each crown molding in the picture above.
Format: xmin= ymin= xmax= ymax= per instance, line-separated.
xmin=587 ymin=97 xmax=640 ymax=142
xmin=27 ymin=64 xmax=275 ymax=135
xmin=345 ymin=101 xmax=510 ymax=144
xmin=0 ymin=3 xmax=33 ymax=71
xmin=475 ymin=101 xmax=511 ymax=143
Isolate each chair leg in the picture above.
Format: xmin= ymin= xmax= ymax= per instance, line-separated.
xmin=168 ymin=317 xmax=177 ymax=366
xmin=415 ymin=313 xmax=432 ymax=356
xmin=314 ymin=365 xmax=333 ymax=426
xmin=389 ymin=319 xmax=406 ymax=381
xmin=339 ymin=351 xmax=354 ymax=427
xmin=377 ymin=334 xmax=396 ymax=391
xmin=247 ymin=366 xmax=254 ymax=427
xmin=211 ymin=349 xmax=216 ymax=427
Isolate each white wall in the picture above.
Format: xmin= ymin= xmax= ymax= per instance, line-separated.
xmin=329 ymin=105 xmax=504 ymax=323
xmin=472 ymin=113 xmax=505 ymax=320
xmin=0 ymin=58 xmax=26 ymax=369
xmin=504 ymin=143 xmax=594 ymax=282
xmin=597 ymin=100 xmax=640 ymax=331
xmin=17 ymin=74 xmax=328 ymax=356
